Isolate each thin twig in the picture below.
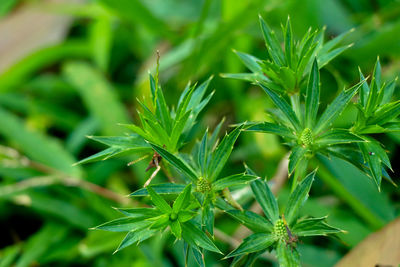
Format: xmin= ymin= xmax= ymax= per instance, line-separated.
xmin=0 ymin=174 xmax=132 ymax=205
xmin=144 ymin=165 xmax=161 ymax=187
xmin=0 ymin=146 xmax=135 ymax=205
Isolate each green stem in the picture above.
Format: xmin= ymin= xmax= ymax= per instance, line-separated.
xmin=290 ymin=158 xmax=308 ymax=192
xmin=316 ymin=161 xmax=384 ymax=230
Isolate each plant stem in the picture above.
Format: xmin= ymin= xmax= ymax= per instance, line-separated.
xmin=290 ymin=158 xmax=308 ymax=192
xmin=316 ymin=161 xmax=384 ymax=230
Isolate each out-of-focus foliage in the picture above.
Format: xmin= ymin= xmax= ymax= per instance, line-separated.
xmin=0 ymin=0 xmax=399 ymax=266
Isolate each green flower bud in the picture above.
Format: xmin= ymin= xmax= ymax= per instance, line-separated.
xmin=196 ymin=177 xmax=211 ymax=193
xmin=274 ymin=219 xmax=288 ymax=240
xmin=300 ymin=128 xmax=313 ymax=146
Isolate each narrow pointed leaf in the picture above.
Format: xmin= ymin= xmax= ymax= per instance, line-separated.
xmin=155 ymin=82 xmax=172 ymax=133
xmin=114 ymin=228 xmax=157 ymax=253
xmin=315 ymin=80 xmax=363 ymax=134
xmin=288 ymin=146 xmax=308 ymax=175
xmin=359 ymin=142 xmax=382 ymax=189
xmin=149 ymin=143 xmax=198 ymax=182
xmin=244 ymin=121 xmax=295 ymax=139
xmin=225 ymin=233 xmax=275 ymax=258
xmin=149 ymin=214 xmax=170 ymax=229
xmin=381 ymin=79 xmax=396 ymax=104
xmin=75 ymin=147 xmax=123 ymax=165
xmin=178 ymin=211 xmax=196 ymax=223
xmin=292 ymin=217 xmax=343 ymax=237
xmin=305 ymin=59 xmax=320 ymax=127
xmin=119 ymin=123 xmax=152 ymax=141
xmin=88 ymin=134 xmax=147 ymax=147
xmin=208 ymin=118 xmax=225 ymax=151
xmin=130 ymin=183 xmax=185 ymax=196
xmin=319 ymin=27 xmax=354 ymax=55
xmin=359 ymin=69 xmax=370 ymax=107
xmin=187 ymin=76 xmax=213 ymax=112
xmin=147 ymin=186 xmax=172 ymax=213
xmin=318 ymin=45 xmax=351 ymax=68
xmin=173 ymin=184 xmax=192 ymax=213
xmin=208 ymin=125 xmax=243 ymax=181
xmin=197 ymin=129 xmax=208 ymax=176
xmin=170 ymin=220 xmax=182 ymax=239
xmin=259 ymin=84 xmax=301 ymax=131
xmin=213 ymin=173 xmax=259 ymax=191
xmin=250 ymin=178 xmax=279 ymax=223
xmin=226 ymin=210 xmax=273 ymax=232
xmin=284 ymin=170 xmax=315 ymax=226
xmin=284 ymin=16 xmax=293 ymax=67
xmin=191 ymin=247 xmax=206 ymax=267
xmin=315 ymin=129 xmax=364 ymax=147
xmin=234 ymin=51 xmax=263 ymax=74
xmin=170 ymin=110 xmax=191 ymax=150
xmin=259 ymin=16 xmax=284 ymax=65
xmin=202 ymin=202 xmax=214 ymax=235
xmin=368 ymin=101 xmax=400 ymax=125
xmin=93 ymin=217 xmax=151 ymax=232
xmin=114 ymin=208 xmax=162 ymax=218
xmin=181 ymin=221 xmax=222 ymax=254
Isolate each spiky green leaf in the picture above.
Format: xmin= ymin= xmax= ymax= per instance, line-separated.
xmin=173 ymin=184 xmax=192 ymax=213
xmin=225 ymin=233 xmax=275 ymax=258
xmin=181 ymin=221 xmax=222 ymax=254
xmin=314 ymin=80 xmax=364 ymax=134
xmin=149 ymin=143 xmax=198 ymax=182
xmin=259 ymin=84 xmax=301 ymax=131
xmin=226 ymin=210 xmax=273 ymax=232
xmin=208 ymin=125 xmax=243 ymax=181
xmin=305 ymin=59 xmax=320 ymax=127
xmin=284 ymin=170 xmax=315 ymax=226
xmin=292 ymin=217 xmax=343 ymax=237
xmin=213 ymin=173 xmax=259 ymax=191
xmin=250 ymin=178 xmax=279 ymax=223
xmin=147 ymin=186 xmax=172 ymax=214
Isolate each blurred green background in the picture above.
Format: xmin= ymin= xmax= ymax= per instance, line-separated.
xmin=0 ymin=0 xmax=399 ymax=266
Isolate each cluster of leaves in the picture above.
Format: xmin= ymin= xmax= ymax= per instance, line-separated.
xmin=349 ymin=60 xmax=399 ymax=188
xmin=93 ymin=184 xmax=222 ymax=259
xmin=76 ymin=73 xmax=214 ymax=165
xmin=243 ymin=59 xmax=365 ymax=188
xmin=226 ymin=170 xmax=342 ymax=266
xmin=226 ymin=16 xmax=399 ymax=190
xmin=81 ymin=77 xmax=343 ymax=265
xmin=77 ymin=15 xmax=398 ymax=267
xmin=222 ymin=16 xmax=353 ymax=93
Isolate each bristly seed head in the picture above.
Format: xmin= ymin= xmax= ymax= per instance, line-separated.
xmin=274 ymin=219 xmax=288 ymax=240
xmin=300 ymin=128 xmax=313 ymax=147
xmin=196 ymin=177 xmax=211 ymax=193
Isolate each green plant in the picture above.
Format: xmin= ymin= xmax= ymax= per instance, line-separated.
xmin=77 ymin=15 xmax=398 ymax=267
xmin=93 ymin=184 xmax=222 ymax=257
xmin=225 ymin=170 xmax=342 ymax=266
xmin=225 ymin=16 xmax=398 ymax=191
xmin=349 ymin=59 xmax=399 ymax=188
xmin=76 ymin=72 xmax=214 ymax=186
xmin=221 ymin=16 xmax=353 ymax=94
